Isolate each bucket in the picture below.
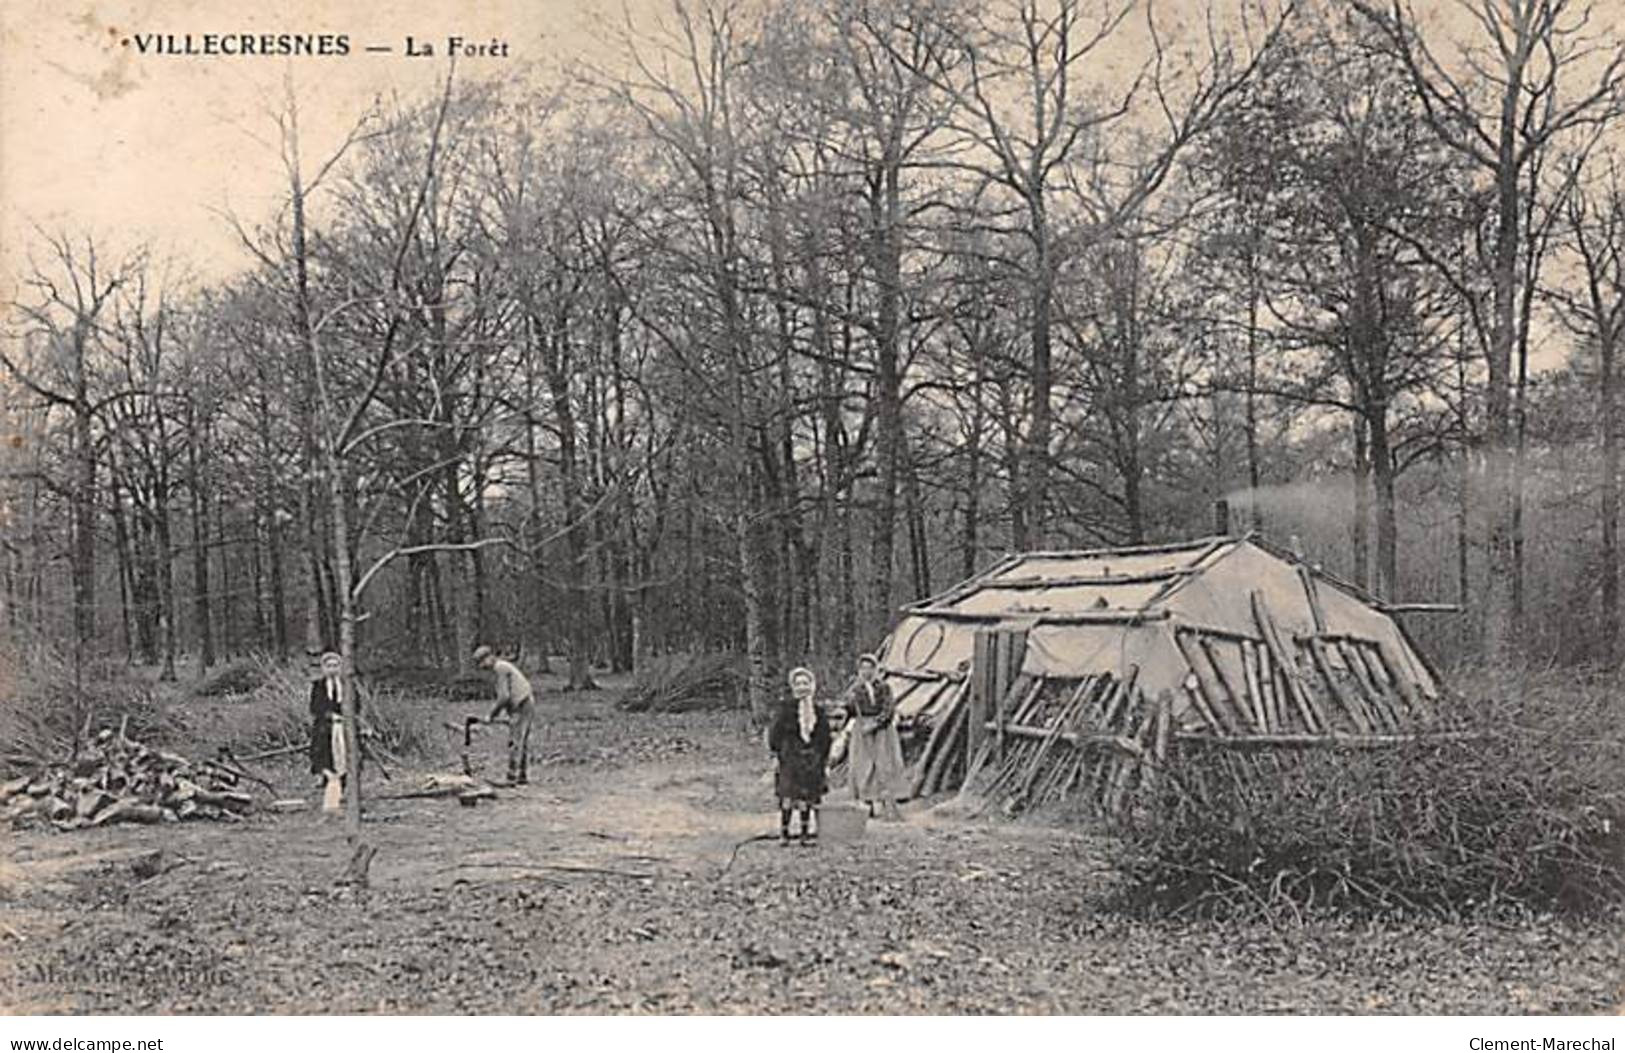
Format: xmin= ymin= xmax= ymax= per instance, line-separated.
xmin=818 ymin=803 xmax=868 ymax=842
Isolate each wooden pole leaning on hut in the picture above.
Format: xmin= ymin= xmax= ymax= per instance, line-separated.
xmin=909 ymin=681 xmax=967 ymax=798
xmin=1249 ymin=590 xmax=1323 ymax=733
xmin=919 ymin=698 xmax=970 ymax=797
xmin=1010 ymin=676 xmax=1104 ymax=807
xmin=1238 ymin=639 xmax=1269 ymax=733
xmin=1304 ymin=636 xmax=1372 ymax=735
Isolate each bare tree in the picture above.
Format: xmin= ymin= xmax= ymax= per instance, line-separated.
xmin=604 ymin=0 xmax=779 ymax=721
xmin=1551 ymin=150 xmax=1625 ymax=662
xmin=1353 ymin=0 xmax=1625 ymax=658
xmin=919 ymin=0 xmax=1286 ymax=547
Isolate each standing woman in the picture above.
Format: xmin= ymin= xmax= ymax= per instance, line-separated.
xmin=845 ymin=653 xmax=904 ymax=820
xmin=769 ymin=667 xmax=832 ymax=846
xmin=308 ymin=651 xmax=356 ymax=816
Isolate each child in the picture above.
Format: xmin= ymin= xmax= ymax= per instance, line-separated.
xmin=769 ymin=667 xmax=833 ymax=846
xmin=308 ymin=651 xmax=355 ymax=816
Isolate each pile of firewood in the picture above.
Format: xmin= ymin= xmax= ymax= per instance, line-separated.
xmin=620 ymin=652 xmax=743 ymax=713
xmin=3 ymin=726 xmax=257 ymax=831
xmin=965 ymin=671 xmax=1162 ymax=818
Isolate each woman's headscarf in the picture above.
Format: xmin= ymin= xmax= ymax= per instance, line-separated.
xmin=788 ymin=667 xmax=817 ymax=741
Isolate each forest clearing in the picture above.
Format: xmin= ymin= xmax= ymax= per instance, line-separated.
xmin=1 ymin=662 xmax=1622 ymax=1015
xmin=8 ymin=0 xmax=1625 ymax=1022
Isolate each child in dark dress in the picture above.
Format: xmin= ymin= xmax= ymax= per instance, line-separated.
xmin=769 ymin=667 xmax=833 ymax=847
xmin=308 ymin=651 xmax=355 ymax=816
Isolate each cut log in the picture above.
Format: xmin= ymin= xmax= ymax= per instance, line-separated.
xmin=193 ymin=789 xmax=253 ymax=811
xmin=75 ymin=788 xmax=114 ymax=820
xmin=382 ymin=773 xmax=496 ymax=800
xmin=88 ymin=799 xmax=164 ymax=827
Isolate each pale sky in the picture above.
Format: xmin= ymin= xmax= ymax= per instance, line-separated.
xmin=0 ymin=0 xmax=665 ymax=294
xmin=3 ymin=0 xmax=1619 ymax=323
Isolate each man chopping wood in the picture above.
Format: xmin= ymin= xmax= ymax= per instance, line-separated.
xmin=473 ymin=644 xmax=535 ymax=786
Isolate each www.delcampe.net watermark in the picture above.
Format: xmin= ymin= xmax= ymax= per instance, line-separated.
xmin=7 ymin=1040 xmax=165 ymax=1052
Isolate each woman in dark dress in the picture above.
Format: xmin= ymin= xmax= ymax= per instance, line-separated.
xmin=769 ymin=667 xmax=832 ymax=847
xmin=308 ymin=651 xmax=357 ymax=816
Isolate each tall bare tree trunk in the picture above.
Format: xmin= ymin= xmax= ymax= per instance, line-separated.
xmin=1602 ymin=327 xmax=1619 ymax=665
xmin=71 ymin=399 xmax=96 ymax=654
xmin=186 ymin=409 xmax=214 ymax=672
xmin=1352 ymin=414 xmax=1370 ymax=591
xmin=157 ymin=497 xmax=177 ymax=682
xmin=868 ymin=162 xmax=903 ymax=647
xmin=1245 ymin=249 xmax=1262 ymax=530
xmin=903 ymin=430 xmax=930 ymax=601
xmin=962 ymin=342 xmax=985 ymax=578
xmin=1370 ymin=405 xmax=1398 ymax=601
xmin=282 ymin=91 xmax=366 ymax=861
xmin=1023 ymin=219 xmax=1053 ymax=550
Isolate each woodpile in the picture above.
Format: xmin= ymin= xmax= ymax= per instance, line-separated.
xmin=2 ymin=726 xmax=257 ymax=831
xmin=956 ymin=599 xmax=1454 ymax=819
xmin=620 ymin=652 xmax=743 ymax=713
xmin=964 ymin=670 xmax=1164 ymax=818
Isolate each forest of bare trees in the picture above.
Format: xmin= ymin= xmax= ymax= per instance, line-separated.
xmin=6 ymin=0 xmax=1625 ymax=721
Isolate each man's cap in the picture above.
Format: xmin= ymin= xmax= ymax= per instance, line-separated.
xmin=472 ymin=644 xmax=494 ymax=662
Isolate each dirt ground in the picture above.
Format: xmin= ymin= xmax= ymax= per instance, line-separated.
xmin=3 ymin=677 xmax=1623 ymax=1015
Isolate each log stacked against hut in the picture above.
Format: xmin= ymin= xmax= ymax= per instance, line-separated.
xmin=2 ymin=727 xmax=257 ymax=830
xmin=906 ymin=679 xmax=972 ymax=799
xmin=964 ymin=670 xmax=1160 ymax=818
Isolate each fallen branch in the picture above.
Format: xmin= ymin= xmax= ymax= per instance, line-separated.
xmin=237 ymin=741 xmax=310 ymax=763
xmin=1172 ymin=730 xmax=1492 ymax=749
xmin=716 ymin=833 xmax=784 ymax=879
xmin=443 ymin=861 xmax=656 ymax=880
